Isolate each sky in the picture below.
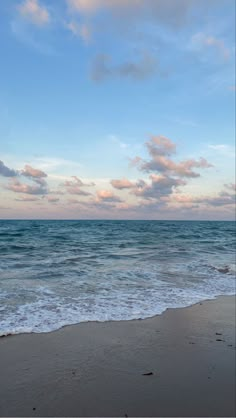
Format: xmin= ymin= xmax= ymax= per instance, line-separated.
xmin=0 ymin=0 xmax=235 ymax=220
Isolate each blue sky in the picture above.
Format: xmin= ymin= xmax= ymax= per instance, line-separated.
xmin=0 ymin=0 xmax=235 ymax=219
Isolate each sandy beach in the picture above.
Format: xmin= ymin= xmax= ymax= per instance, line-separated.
xmin=0 ymin=295 xmax=235 ymax=417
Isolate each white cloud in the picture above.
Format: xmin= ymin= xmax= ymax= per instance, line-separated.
xmin=208 ymin=144 xmax=235 ymax=157
xmin=191 ymin=32 xmax=230 ymax=60
xmin=65 ymin=21 xmax=91 ymax=43
xmin=17 ymin=0 xmax=50 ymax=26
xmin=109 ymin=135 xmax=129 ymax=149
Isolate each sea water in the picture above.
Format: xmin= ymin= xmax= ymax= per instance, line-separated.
xmin=0 ymin=220 xmax=235 ymax=335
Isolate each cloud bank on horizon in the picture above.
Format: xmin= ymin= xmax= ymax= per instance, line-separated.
xmin=0 ymin=0 xmax=235 ymax=219
xmin=0 ymin=135 xmax=235 ymax=219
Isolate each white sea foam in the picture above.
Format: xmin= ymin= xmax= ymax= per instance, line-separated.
xmin=0 ymin=266 xmax=235 ymax=336
xmin=0 ymin=220 xmax=235 ymax=336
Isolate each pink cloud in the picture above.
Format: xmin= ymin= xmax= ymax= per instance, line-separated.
xmin=67 ymin=0 xmax=142 ymax=14
xmin=21 ymin=164 xmax=47 ymax=178
xmin=196 ymin=192 xmax=235 ymax=207
xmin=7 ymin=178 xmax=47 ymax=195
xmin=173 ymin=185 xmax=235 ymax=208
xmin=146 ymin=135 xmax=176 ymax=156
xmin=132 ymin=135 xmax=213 ymax=178
xmin=111 ymin=178 xmax=135 ymax=189
xmin=173 ymin=157 xmax=212 ymax=178
xmin=64 ymin=176 xmax=94 ymax=195
xmin=112 ymin=135 xmax=214 ymax=206
xmin=132 ymin=174 xmax=185 ymax=199
xmin=67 ymin=0 xmax=196 ymax=29
xmin=96 ymin=189 xmax=122 ymax=202
xmin=17 ymin=0 xmax=50 ymax=26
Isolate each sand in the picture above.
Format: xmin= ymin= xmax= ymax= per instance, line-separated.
xmin=0 ymin=295 xmax=235 ymax=417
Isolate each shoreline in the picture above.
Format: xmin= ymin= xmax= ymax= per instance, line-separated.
xmin=1 ymin=292 xmax=235 ymax=338
xmin=0 ymin=295 xmax=235 ymax=417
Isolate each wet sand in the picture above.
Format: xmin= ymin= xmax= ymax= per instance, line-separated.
xmin=0 ymin=295 xmax=235 ymax=417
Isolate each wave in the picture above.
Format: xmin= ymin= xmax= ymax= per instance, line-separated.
xmin=0 ymin=265 xmax=235 ymax=336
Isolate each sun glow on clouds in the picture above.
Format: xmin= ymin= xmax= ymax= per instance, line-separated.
xmin=1 ymin=134 xmax=235 ymax=219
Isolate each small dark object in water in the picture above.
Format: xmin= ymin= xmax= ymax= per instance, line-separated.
xmin=142 ymin=372 xmax=153 ymax=376
xmin=125 ymin=414 xmax=128 ymax=417
xmin=216 ymin=338 xmax=223 ymax=341
xmin=228 ymin=344 xmax=233 ymax=347
xmin=218 ymin=267 xmax=229 ymax=273
xmin=33 ymin=408 xmax=36 ymax=411
xmin=215 ymin=332 xmax=222 ymax=335
xmin=189 ymin=342 xmax=195 ymax=344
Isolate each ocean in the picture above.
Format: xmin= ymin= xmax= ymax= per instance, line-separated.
xmin=0 ymin=220 xmax=235 ymax=335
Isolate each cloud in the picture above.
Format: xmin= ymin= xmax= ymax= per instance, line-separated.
xmin=64 ymin=176 xmax=94 ymax=195
xmin=111 ymin=135 xmax=214 ymax=206
xmin=110 ymin=135 xmax=129 ymax=149
xmin=208 ymin=144 xmax=235 ymax=158
xmin=31 ymin=156 xmax=82 ymax=172
xmin=208 ymin=144 xmax=230 ymax=151
xmin=67 ymin=0 xmax=197 ymax=28
xmin=229 ymin=85 xmax=236 ymax=91
xmin=65 ymin=21 xmax=91 ymax=43
xmin=96 ymin=189 xmax=122 ymax=202
xmin=67 ymin=198 xmax=81 ymax=204
xmin=111 ymin=178 xmax=135 ymax=189
xmin=49 ymin=189 xmax=65 ymax=195
xmin=21 ymin=164 xmax=47 ymax=178
xmin=15 ymin=196 xmax=40 ymax=202
xmin=225 ymin=183 xmax=236 ymax=192
xmin=17 ymin=0 xmax=50 ymax=26
xmin=7 ymin=178 xmax=48 ymax=195
xmin=47 ymin=196 xmax=60 ymax=203
xmin=146 ymin=135 xmax=176 ymax=156
xmin=173 ymin=183 xmax=235 ymax=208
xmin=132 ymin=136 xmax=212 ymax=178
xmin=192 ymin=190 xmax=235 ymax=207
xmin=0 ymin=160 xmax=18 ymax=177
xmin=1 ymin=161 xmax=49 ymax=195
xmin=91 ymin=52 xmax=158 ymax=82
xmin=10 ymin=19 xmax=56 ymax=55
xmin=191 ymin=32 xmax=230 ymax=60
xmin=203 ymin=192 xmax=235 ymax=207
xmin=132 ymin=174 xmax=186 ymax=199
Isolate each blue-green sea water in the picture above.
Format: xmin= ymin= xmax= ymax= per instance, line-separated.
xmin=0 ymin=220 xmax=235 ymax=335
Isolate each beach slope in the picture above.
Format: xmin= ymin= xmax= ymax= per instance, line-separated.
xmin=0 ymin=296 xmax=235 ymax=417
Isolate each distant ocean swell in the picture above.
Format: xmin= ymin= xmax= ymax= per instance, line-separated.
xmin=0 ymin=220 xmax=235 ymax=335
